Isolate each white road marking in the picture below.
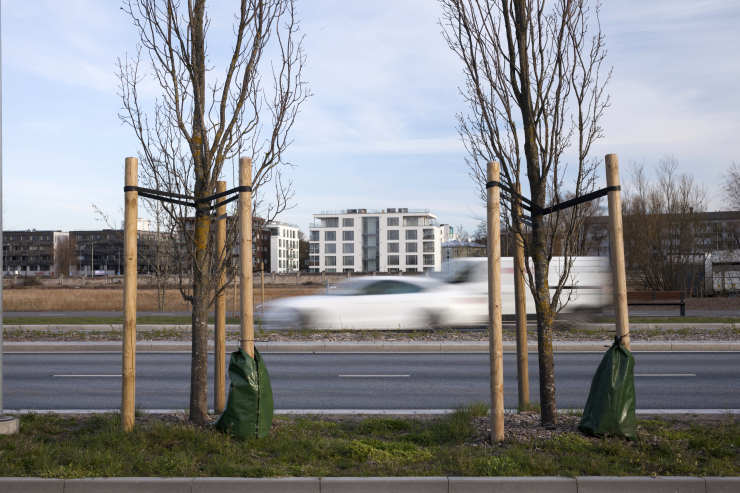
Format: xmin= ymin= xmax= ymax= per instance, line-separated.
xmin=338 ymin=374 xmax=410 ymax=378
xmin=52 ymin=374 xmax=122 ymax=378
xmin=635 ymin=373 xmax=696 ymax=377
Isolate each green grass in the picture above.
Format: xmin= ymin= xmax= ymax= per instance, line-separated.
xmin=5 ymin=314 xmax=739 ymax=326
xmin=0 ymin=410 xmax=736 ymax=478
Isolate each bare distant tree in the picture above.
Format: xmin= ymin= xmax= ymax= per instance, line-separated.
xmin=622 ymin=157 xmax=707 ymax=292
xmin=441 ymin=0 xmax=611 ymax=426
xmin=118 ymin=0 xmax=309 ymax=424
xmin=724 ymin=162 xmax=740 ymax=210
xmin=54 ymin=236 xmax=75 ymax=277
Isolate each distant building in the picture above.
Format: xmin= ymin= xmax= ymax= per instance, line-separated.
xmin=582 ymin=210 xmax=740 ymax=257
xmin=439 ymin=224 xmax=458 ymax=243
xmin=252 ymin=217 xmax=271 ymax=272
xmin=705 ymin=250 xmax=740 ymax=294
xmin=309 ymin=208 xmax=443 ymax=273
xmin=2 ymin=230 xmax=68 ymax=276
xmin=70 ymin=228 xmax=168 ymax=276
xmin=265 ymin=221 xmax=299 ymax=273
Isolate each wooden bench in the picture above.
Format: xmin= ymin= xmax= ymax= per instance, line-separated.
xmin=627 ymin=291 xmax=686 ymax=316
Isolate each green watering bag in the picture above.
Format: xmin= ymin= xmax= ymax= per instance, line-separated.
xmin=578 ymin=337 xmax=637 ymax=440
xmin=215 ymin=347 xmax=274 ymax=439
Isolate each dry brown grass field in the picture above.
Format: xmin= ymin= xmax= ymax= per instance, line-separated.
xmin=4 ymin=285 xmax=322 ymax=312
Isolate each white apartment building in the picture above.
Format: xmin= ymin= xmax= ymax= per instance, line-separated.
xmin=308 ymin=208 xmax=443 ymax=273
xmin=266 ymin=221 xmax=299 ymax=273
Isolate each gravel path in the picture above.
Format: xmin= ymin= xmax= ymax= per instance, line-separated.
xmin=4 ymin=325 xmax=738 ymax=342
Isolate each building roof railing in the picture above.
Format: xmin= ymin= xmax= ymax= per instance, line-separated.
xmin=313 ymin=208 xmax=433 ymax=216
xmin=309 ymin=219 xmax=441 ymax=229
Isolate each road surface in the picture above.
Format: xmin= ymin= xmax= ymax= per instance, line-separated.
xmin=4 ymin=352 xmax=738 ymax=411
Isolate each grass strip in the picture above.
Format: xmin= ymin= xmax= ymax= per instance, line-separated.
xmin=6 ymin=315 xmax=738 ymax=326
xmin=593 ymin=316 xmax=740 ymax=324
xmin=4 ymin=325 xmax=740 ymax=342
xmin=0 ymin=409 xmax=737 ymax=478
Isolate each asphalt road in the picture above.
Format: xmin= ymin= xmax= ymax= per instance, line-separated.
xmin=3 ymin=352 xmax=739 ymax=411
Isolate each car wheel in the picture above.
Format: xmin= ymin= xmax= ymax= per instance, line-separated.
xmin=297 ymin=311 xmax=314 ymax=330
xmin=421 ymin=310 xmax=442 ymax=330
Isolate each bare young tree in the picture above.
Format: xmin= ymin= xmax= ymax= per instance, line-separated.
xmin=441 ymin=0 xmax=611 ymax=426
xmin=724 ymin=162 xmax=740 ymax=210
xmin=622 ymin=157 xmax=707 ymax=292
xmin=118 ymin=0 xmax=309 ymax=424
xmin=54 ymin=236 xmax=75 ymax=277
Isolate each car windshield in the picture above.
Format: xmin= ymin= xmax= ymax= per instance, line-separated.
xmin=330 ymin=279 xmax=424 ymax=296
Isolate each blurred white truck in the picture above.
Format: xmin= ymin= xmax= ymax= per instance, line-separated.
xmin=440 ymin=256 xmax=612 ymax=326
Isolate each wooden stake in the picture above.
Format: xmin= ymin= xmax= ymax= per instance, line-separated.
xmin=606 ymin=154 xmax=630 ymax=349
xmin=122 ymin=157 xmax=138 ymax=432
xmin=486 ymin=160 xmax=504 ymax=442
xmin=239 ymin=157 xmax=254 ymax=358
xmin=261 ymin=262 xmax=265 ymax=315
xmin=214 ymin=180 xmax=227 ymax=414
xmin=512 ymin=182 xmax=530 ymax=410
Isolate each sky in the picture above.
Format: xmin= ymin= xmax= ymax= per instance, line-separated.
xmin=2 ymin=0 xmax=738 ymax=235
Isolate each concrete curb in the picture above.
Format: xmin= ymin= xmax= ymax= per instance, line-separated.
xmin=4 ymin=340 xmax=740 ymax=353
xmin=0 ymin=477 xmax=737 ymax=492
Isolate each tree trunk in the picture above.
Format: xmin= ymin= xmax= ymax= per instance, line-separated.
xmin=190 ymin=213 xmax=210 ymax=425
xmin=189 ymin=0 xmax=209 ymax=425
xmin=532 ymin=215 xmax=556 ymax=427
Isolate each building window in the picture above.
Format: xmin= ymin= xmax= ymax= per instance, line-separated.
xmin=387 ymin=255 xmax=399 ymax=265
xmin=343 ymin=255 xmax=354 ymax=266
xmin=387 ymin=243 xmax=399 ymax=253
xmin=403 ymin=216 xmax=419 ymax=227
xmin=406 ymin=255 xmax=418 ymax=265
xmin=325 ymin=231 xmax=336 ymax=241
xmin=387 ymin=217 xmax=399 ymax=226
xmin=310 ymin=244 xmax=319 ymax=254
xmin=325 ymin=256 xmax=336 ymax=266
xmin=406 ymin=242 xmax=418 ymax=253
xmin=309 ymin=255 xmax=319 ymax=266
xmin=342 ymin=218 xmax=354 ymax=227
xmin=343 ymin=243 xmax=354 ymax=253
xmin=423 ymin=254 xmax=434 ymax=265
xmin=387 ymin=230 xmax=399 ymax=241
xmin=325 ymin=243 xmax=336 ymax=254
xmin=423 ymin=228 xmax=435 ymax=240
xmin=423 ymin=241 xmax=435 ymax=253
xmin=326 ymin=268 xmax=336 ymax=273
xmin=310 ymin=231 xmax=319 ymax=241
xmin=324 ymin=217 xmax=339 ymax=227
xmin=405 ymin=230 xmax=417 ymax=240
xmin=343 ymin=230 xmax=354 ymax=241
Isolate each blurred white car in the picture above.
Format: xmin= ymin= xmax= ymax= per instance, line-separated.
xmin=260 ymin=276 xmax=450 ymax=330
